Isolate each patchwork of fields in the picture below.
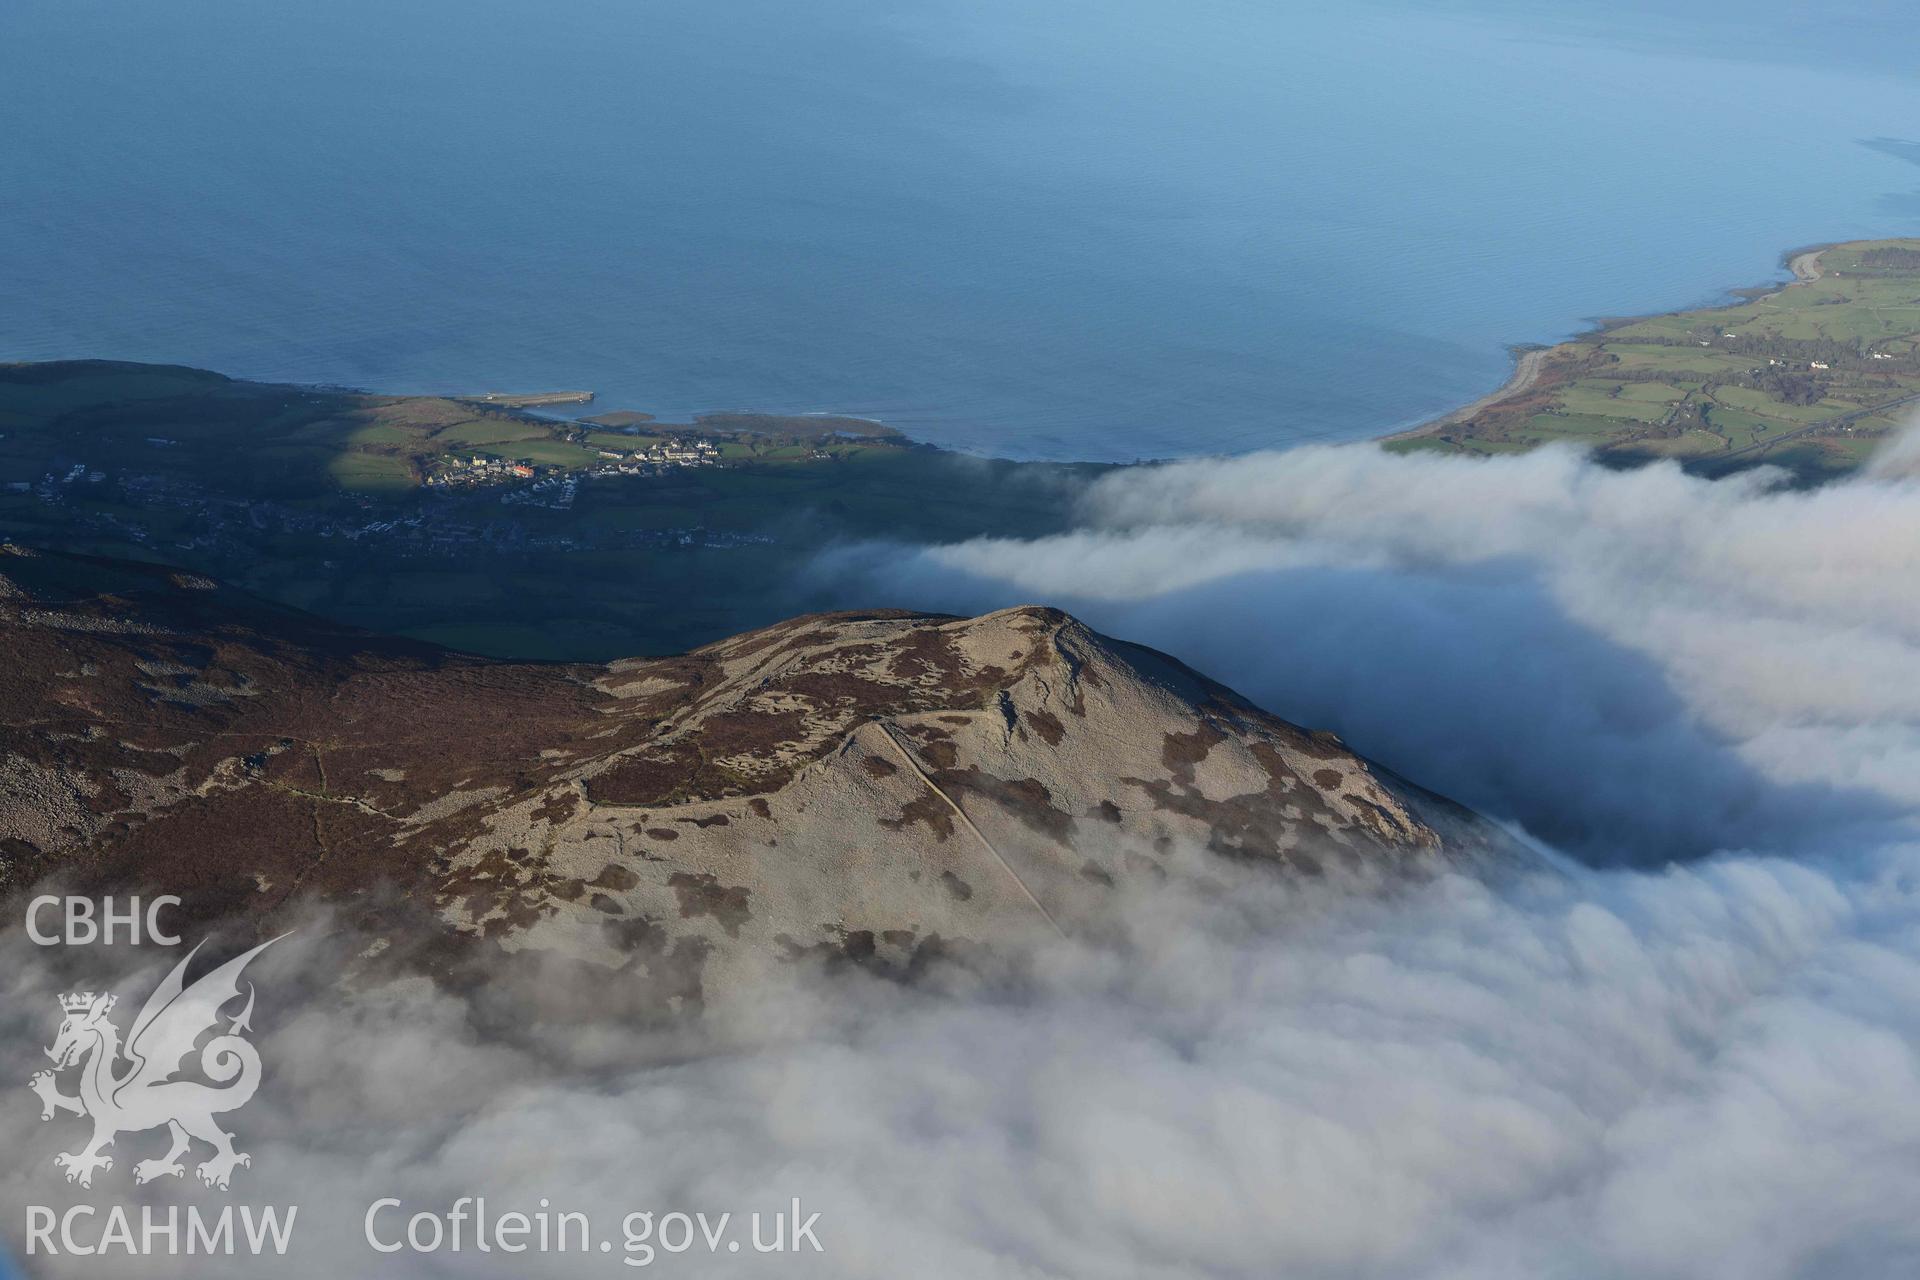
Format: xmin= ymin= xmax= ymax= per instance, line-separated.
xmin=1396 ymin=238 xmax=1920 ymax=478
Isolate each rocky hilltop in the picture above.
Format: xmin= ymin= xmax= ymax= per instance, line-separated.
xmin=1 ymin=545 xmax=1519 ymax=1000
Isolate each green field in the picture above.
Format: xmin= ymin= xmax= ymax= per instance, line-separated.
xmin=1395 ymin=238 xmax=1920 ymax=479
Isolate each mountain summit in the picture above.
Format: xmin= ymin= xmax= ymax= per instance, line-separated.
xmin=1 ymin=545 xmax=1519 ymax=997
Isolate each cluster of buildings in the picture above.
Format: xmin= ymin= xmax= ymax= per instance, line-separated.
xmin=501 ymin=474 xmax=578 ymax=509
xmin=590 ymin=437 xmax=721 ymax=476
xmin=8 ymin=463 xmax=104 ymax=501
xmin=1761 ymin=355 xmax=1908 ymax=371
xmin=423 ymin=437 xmax=724 ymax=491
xmin=426 ymin=456 xmax=538 ymax=488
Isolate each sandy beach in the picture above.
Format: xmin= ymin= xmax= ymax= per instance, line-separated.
xmin=1788 ymin=247 xmax=1828 ymax=283
xmin=1383 ymin=346 xmax=1551 ymax=442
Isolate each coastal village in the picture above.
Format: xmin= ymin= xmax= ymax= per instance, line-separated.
xmin=0 ymin=367 xmax=927 ymax=636
xmin=425 ymin=435 xmax=722 ymax=490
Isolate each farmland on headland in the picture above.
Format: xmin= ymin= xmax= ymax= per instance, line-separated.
xmin=1391 ymin=238 xmax=1920 ymax=480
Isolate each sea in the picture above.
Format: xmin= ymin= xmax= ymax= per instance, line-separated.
xmin=3 ymin=0 xmax=1918 ymax=461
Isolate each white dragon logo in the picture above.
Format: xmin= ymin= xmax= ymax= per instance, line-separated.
xmin=27 ymin=936 xmax=283 ymax=1191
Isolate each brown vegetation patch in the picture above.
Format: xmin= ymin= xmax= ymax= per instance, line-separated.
xmin=1025 ymin=709 xmax=1065 ymax=746
xmin=532 ymin=791 xmax=580 ymax=825
xmin=585 ymin=748 xmax=701 ymax=806
xmin=1162 ymin=724 xmax=1227 ymax=786
xmin=693 ymin=709 xmax=809 ymax=762
xmin=667 ymin=871 xmax=753 ymax=937
xmin=881 ymin=792 xmax=955 ymax=841
xmin=591 ymin=863 xmax=640 ymax=892
xmin=887 ymin=629 xmax=967 ymax=686
xmin=934 ymin=769 xmax=1076 ymax=843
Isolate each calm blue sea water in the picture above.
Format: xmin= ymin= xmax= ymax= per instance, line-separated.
xmin=2 ymin=0 xmax=1917 ymax=460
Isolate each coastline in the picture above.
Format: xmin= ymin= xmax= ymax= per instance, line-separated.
xmin=1787 ymin=245 xmax=1831 ymax=284
xmin=1384 ymin=346 xmax=1551 ymax=443
xmin=0 ymin=242 xmax=1871 ymax=468
xmin=1381 ymin=245 xmax=1832 ymax=445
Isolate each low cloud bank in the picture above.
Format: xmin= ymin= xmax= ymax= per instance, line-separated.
xmin=816 ymin=441 xmax=1920 ymax=862
xmin=4 ymin=847 xmax=1919 ymax=1279
xmin=8 ymin=441 xmax=1920 ymax=1278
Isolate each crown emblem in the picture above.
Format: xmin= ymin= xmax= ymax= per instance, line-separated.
xmin=35 ymin=935 xmax=285 ymax=1192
